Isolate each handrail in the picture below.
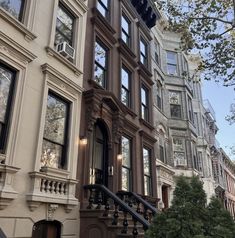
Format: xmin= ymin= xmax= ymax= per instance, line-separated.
xmin=84 ymin=184 xmax=150 ymax=230
xmin=117 ymin=191 xmax=159 ymax=215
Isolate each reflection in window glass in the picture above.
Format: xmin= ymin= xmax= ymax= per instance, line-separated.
xmin=121 ymin=136 xmax=131 ymax=191
xmin=143 ymin=148 xmax=151 ymax=196
xmin=167 ymin=51 xmax=177 ymax=75
xmin=141 ymin=86 xmax=149 ymax=121
xmin=41 ymin=93 xmax=69 ymax=169
xmin=94 ymin=41 xmax=107 ymax=87
xmin=55 ymin=4 xmax=74 ymax=46
xmin=0 ymin=0 xmax=25 ymax=21
xmin=121 ymin=67 xmax=130 ymax=107
xmin=121 ymin=15 xmax=130 ymax=46
xmin=97 ymin=0 xmax=108 ymax=18
xmin=140 ymin=39 xmax=147 ymax=66
xmin=0 ymin=64 xmax=15 ymax=152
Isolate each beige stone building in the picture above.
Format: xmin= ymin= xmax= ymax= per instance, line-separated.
xmin=0 ymin=0 xmax=87 ymax=237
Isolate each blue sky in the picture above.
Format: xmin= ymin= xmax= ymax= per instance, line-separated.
xmin=202 ymin=80 xmax=235 ymax=159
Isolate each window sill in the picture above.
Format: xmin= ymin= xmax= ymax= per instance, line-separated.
xmin=88 ymin=79 xmax=106 ymax=90
xmin=118 ymin=39 xmax=138 ymax=68
xmin=0 ymin=8 xmax=37 ymax=41
xmin=138 ymin=63 xmax=154 ymax=85
xmin=27 ymin=170 xmax=78 ymax=212
xmin=45 ymin=46 xmax=82 ymax=76
xmin=139 ymin=118 xmax=154 ymax=130
xmin=122 ymin=104 xmax=137 ymax=118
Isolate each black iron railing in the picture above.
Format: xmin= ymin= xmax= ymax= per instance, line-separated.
xmin=84 ymin=184 xmax=150 ymax=237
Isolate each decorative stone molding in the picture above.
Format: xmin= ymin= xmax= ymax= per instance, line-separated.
xmin=26 ymin=171 xmax=78 ymax=212
xmin=0 ymin=8 xmax=37 ymax=41
xmin=0 ymin=164 xmax=20 ymax=210
xmin=0 ymin=31 xmax=37 ymax=64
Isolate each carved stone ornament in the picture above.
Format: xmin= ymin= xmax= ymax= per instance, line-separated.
xmin=47 ymin=204 xmax=58 ymax=221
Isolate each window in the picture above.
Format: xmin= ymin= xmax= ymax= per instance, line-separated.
xmin=121 ymin=66 xmax=131 ymax=107
xmin=154 ymin=42 xmax=160 ymax=65
xmin=41 ymin=92 xmax=70 ymax=169
xmin=155 ymin=81 xmax=162 ymax=110
xmin=121 ymin=14 xmax=131 ymax=46
xmin=55 ymin=4 xmax=75 ymax=47
xmin=97 ymin=0 xmax=109 ymax=18
xmin=0 ymin=64 xmax=15 ymax=153
xmin=94 ymin=40 xmax=108 ymax=88
xmin=173 ymin=138 xmax=186 ymax=166
xmin=141 ymin=86 xmax=149 ymax=121
xmin=0 ymin=0 xmax=25 ymax=21
xmin=169 ymin=91 xmax=181 ymax=118
xmin=188 ymin=96 xmax=193 ymax=122
xmin=143 ymin=147 xmax=152 ymax=196
xmin=121 ymin=136 xmax=132 ymax=191
xmin=159 ymin=145 xmax=165 ymax=163
xmin=167 ymin=51 xmax=177 ymax=75
xmin=182 ymin=56 xmax=188 ymax=78
xmin=140 ymin=38 xmax=148 ymax=66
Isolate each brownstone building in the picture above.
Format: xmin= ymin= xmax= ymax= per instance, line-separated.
xmin=77 ymin=0 xmax=159 ymax=237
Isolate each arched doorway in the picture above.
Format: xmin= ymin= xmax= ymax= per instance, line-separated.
xmin=32 ymin=220 xmax=61 ymax=238
xmin=91 ymin=119 xmax=109 ymax=187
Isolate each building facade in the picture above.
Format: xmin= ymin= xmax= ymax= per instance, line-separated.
xmin=0 ymin=0 xmax=87 ymax=237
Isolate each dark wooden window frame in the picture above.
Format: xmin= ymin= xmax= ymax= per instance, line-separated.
xmin=0 ymin=63 xmax=16 ymax=153
xmin=42 ymin=91 xmax=70 ymax=169
xmin=97 ymin=0 xmax=109 ymax=19
xmin=141 ymin=84 xmax=149 ymax=121
xmin=121 ymin=13 xmax=131 ymax=47
xmin=94 ymin=39 xmax=108 ymax=88
xmin=121 ymin=65 xmax=131 ymax=107
xmin=55 ymin=3 xmax=75 ymax=47
xmin=143 ymin=147 xmax=152 ymax=196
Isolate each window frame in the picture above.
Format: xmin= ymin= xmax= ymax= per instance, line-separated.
xmin=54 ymin=3 xmax=75 ymax=47
xmin=0 ymin=63 xmax=16 ymax=154
xmin=41 ymin=90 xmax=70 ymax=170
xmin=166 ymin=51 xmax=177 ymax=76
xmin=169 ymin=91 xmax=182 ymax=119
xmin=121 ymin=65 xmax=131 ymax=107
xmin=121 ymin=135 xmax=132 ymax=191
xmin=140 ymin=38 xmax=148 ymax=67
xmin=188 ymin=96 xmax=194 ymax=122
xmin=97 ymin=0 xmax=109 ymax=19
xmin=154 ymin=41 xmax=160 ymax=65
xmin=143 ymin=147 xmax=152 ymax=196
xmin=141 ymin=85 xmax=149 ymax=121
xmin=121 ymin=13 xmax=131 ymax=47
xmin=94 ymin=39 xmax=108 ymax=88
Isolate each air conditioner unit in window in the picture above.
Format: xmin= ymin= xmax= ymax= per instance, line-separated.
xmin=56 ymin=42 xmax=75 ymax=60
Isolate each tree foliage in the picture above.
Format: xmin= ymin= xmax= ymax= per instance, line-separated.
xmin=146 ymin=176 xmax=235 ymax=238
xmin=156 ymin=0 xmax=235 ymax=86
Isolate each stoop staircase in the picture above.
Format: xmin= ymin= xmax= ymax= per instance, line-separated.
xmin=80 ymin=184 xmax=158 ymax=238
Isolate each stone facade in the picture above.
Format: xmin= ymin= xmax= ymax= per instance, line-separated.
xmin=0 ymin=0 xmax=87 ymax=237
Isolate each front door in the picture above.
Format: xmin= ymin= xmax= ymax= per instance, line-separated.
xmin=92 ymin=121 xmax=108 ymax=187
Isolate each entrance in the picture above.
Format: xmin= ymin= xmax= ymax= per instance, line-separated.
xmin=91 ymin=120 xmax=109 ymax=187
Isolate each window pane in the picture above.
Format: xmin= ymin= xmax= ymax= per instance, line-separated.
xmin=0 ymin=66 xmax=13 ymax=123
xmin=97 ymin=0 xmax=108 ymax=18
xmin=121 ymin=68 xmax=129 ymax=89
xmin=41 ymin=140 xmax=63 ymax=168
xmin=95 ymin=42 xmax=106 ymax=67
xmin=141 ymin=88 xmax=146 ymax=105
xmin=43 ymin=94 xmax=68 ymax=145
xmin=94 ymin=65 xmax=105 ymax=87
xmin=0 ymin=0 xmax=24 ymax=20
xmin=121 ymin=88 xmax=128 ymax=106
xmin=55 ymin=5 xmax=74 ymax=46
xmin=170 ymin=104 xmax=181 ymax=118
xmin=122 ymin=136 xmax=130 ymax=168
xmin=167 ymin=64 xmax=177 ymax=75
xmin=167 ymin=52 xmax=176 ymax=64
xmin=121 ymin=15 xmax=129 ymax=33
xmin=122 ymin=167 xmax=130 ymax=191
xmin=143 ymin=148 xmax=150 ymax=175
xmin=140 ymin=40 xmax=146 ymax=55
xmin=144 ymin=176 xmax=150 ymax=196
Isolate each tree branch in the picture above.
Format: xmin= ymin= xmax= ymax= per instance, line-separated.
xmin=189 ymin=16 xmax=233 ymax=25
xmin=219 ymin=27 xmax=235 ymax=36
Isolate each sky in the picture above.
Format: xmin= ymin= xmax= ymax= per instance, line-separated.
xmin=202 ymin=80 xmax=235 ymax=159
